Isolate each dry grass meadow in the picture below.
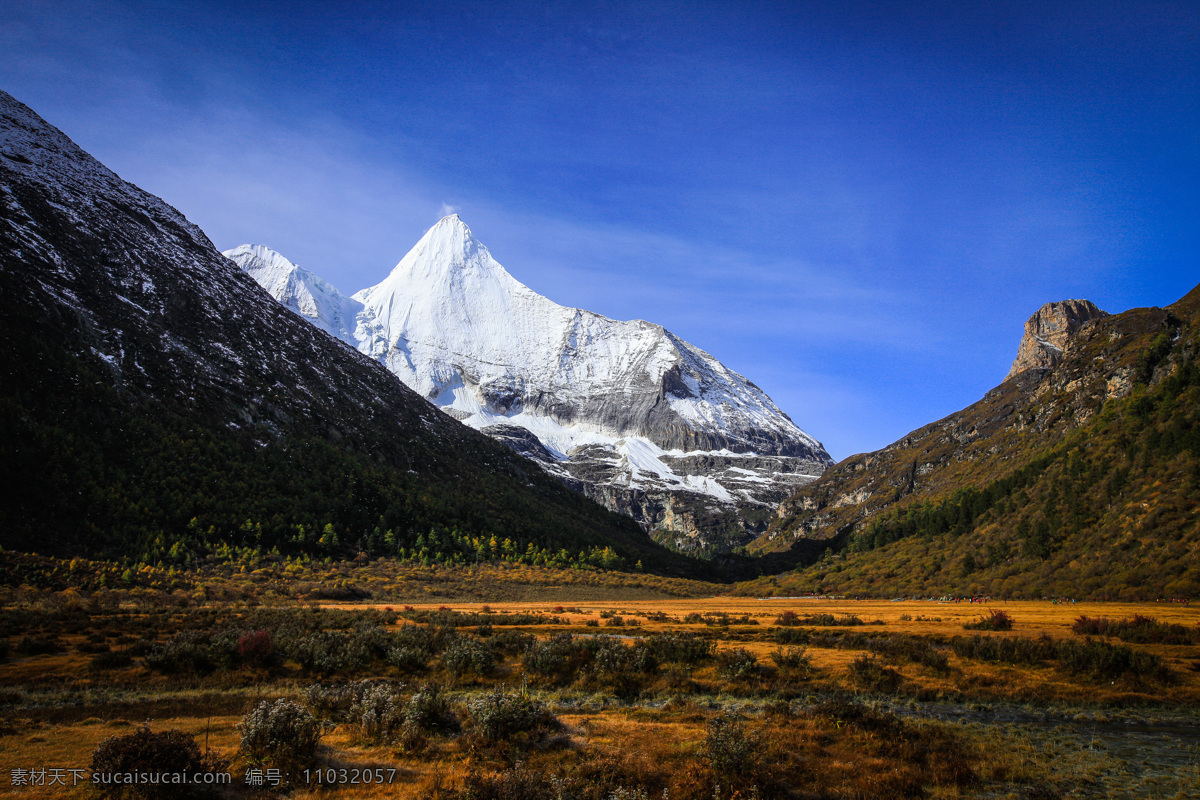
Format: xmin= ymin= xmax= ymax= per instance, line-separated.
xmin=2 ymin=567 xmax=1198 ymax=799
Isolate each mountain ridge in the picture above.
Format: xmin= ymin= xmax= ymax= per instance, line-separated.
xmin=738 ymin=286 xmax=1199 ymax=598
xmin=226 ymin=215 xmax=833 ymax=554
xmin=0 ymin=89 xmax=703 ymax=575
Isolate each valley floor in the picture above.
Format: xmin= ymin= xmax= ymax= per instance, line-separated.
xmin=1 ymin=564 xmax=1198 ymax=798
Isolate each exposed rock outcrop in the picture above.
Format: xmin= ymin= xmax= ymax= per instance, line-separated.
xmin=1007 ymin=299 xmax=1108 ymax=378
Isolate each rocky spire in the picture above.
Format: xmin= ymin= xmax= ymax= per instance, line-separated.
xmin=1007 ymin=299 xmax=1107 ymax=379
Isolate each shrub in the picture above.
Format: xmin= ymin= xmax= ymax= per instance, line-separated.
xmin=1072 ymin=615 xmax=1198 ymax=645
xmin=951 ymin=634 xmax=1057 ymax=666
xmin=236 ymin=630 xmax=275 ymax=670
xmin=303 ymin=678 xmax=411 ymax=727
xmin=1072 ymin=616 xmax=1108 ymax=636
xmin=388 ymin=645 xmax=430 ymax=673
xmin=646 ymin=633 xmax=714 ymax=665
xmin=350 ymin=623 xmax=395 ymax=661
xmin=847 ymin=654 xmax=902 ymax=692
xmin=774 ymin=610 xmax=803 ymax=626
xmin=303 ymin=682 xmax=361 ymax=722
xmin=806 ymin=696 xmax=904 ymax=736
xmin=1056 ymin=638 xmax=1172 ymax=683
xmin=583 ymin=637 xmax=657 ymax=697
xmin=849 ymin=633 xmax=952 ymax=674
xmin=396 ymin=681 xmax=459 ymax=751
xmin=392 ymin=623 xmax=443 ymax=654
xmin=239 ymin=699 xmax=322 ymax=775
xmin=457 ymin=764 xmax=556 ymax=800
xmin=491 ymin=630 xmax=535 ymax=656
xmin=704 ymin=714 xmax=759 ymax=780
xmin=386 ymin=623 xmax=457 ymax=673
xmin=775 ymin=612 xmax=865 ymax=627
xmin=467 ymin=687 xmax=560 ymax=742
xmin=523 ymin=633 xmax=590 ymax=683
xmin=963 ymin=609 xmax=1013 ymax=631
xmin=90 ymin=727 xmax=213 ymax=799
xmin=441 ymin=637 xmax=498 ymax=677
xmin=401 ymin=681 xmax=459 ymax=734
xmin=770 ymin=646 xmax=813 ymax=673
xmin=142 ymin=632 xmax=214 ymax=675
xmin=400 ymin=608 xmax=555 ymax=627
xmin=772 ymin=627 xmax=811 ymax=645
xmin=716 ymin=648 xmax=761 ymax=682
xmin=289 ymin=631 xmax=368 ymax=675
xmin=349 ymin=683 xmax=404 ymax=743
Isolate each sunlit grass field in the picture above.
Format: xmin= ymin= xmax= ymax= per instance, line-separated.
xmin=2 ymin=564 xmax=1198 ymax=798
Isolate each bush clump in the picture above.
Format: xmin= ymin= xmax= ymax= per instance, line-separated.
xmin=847 ymin=654 xmax=902 ymax=692
xmin=1056 ymin=638 xmax=1172 ymax=683
xmin=963 ymin=609 xmax=1014 ymax=631
xmin=523 ymin=633 xmax=590 ymax=683
xmin=704 ymin=713 xmax=760 ymax=780
xmin=646 ymin=632 xmax=714 ymax=665
xmin=716 ymin=648 xmax=761 ymax=682
xmin=583 ymin=637 xmax=658 ymax=697
xmin=236 ymin=629 xmax=276 ymax=670
xmin=16 ymin=635 xmax=64 ymax=655
xmin=441 ymin=637 xmax=498 ymax=677
xmin=239 ymin=699 xmax=323 ymax=775
xmin=349 ymin=683 xmax=405 ymax=743
xmin=288 ymin=631 xmax=368 ymax=675
xmin=89 ymin=650 xmax=134 ymax=671
xmin=770 ymin=645 xmax=813 ymax=675
xmin=396 ymin=682 xmax=460 ymax=752
xmin=772 ymin=627 xmax=811 ymax=645
xmin=950 ymin=634 xmax=1056 ymax=666
xmin=491 ymin=630 xmax=535 ymax=656
xmin=805 ymin=696 xmax=904 ymax=736
xmin=142 ymin=632 xmax=215 ymax=675
xmin=90 ymin=726 xmax=215 ymax=799
xmin=775 ymin=612 xmax=865 ymax=627
xmin=386 ymin=624 xmax=457 ymax=673
xmin=467 ymin=687 xmax=560 ymax=743
xmin=401 ymin=682 xmax=459 ymax=735
xmin=1072 ymin=615 xmax=1199 ymax=645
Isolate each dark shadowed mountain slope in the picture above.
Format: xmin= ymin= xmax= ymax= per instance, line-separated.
xmin=741 ymin=286 xmax=1200 ymax=599
xmin=0 ymin=90 xmax=707 ymax=577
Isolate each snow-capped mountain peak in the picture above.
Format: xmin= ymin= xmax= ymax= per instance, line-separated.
xmin=226 ymin=216 xmax=833 ymax=553
xmin=222 ymin=244 xmax=361 ymax=347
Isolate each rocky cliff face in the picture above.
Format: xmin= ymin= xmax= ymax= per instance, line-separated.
xmin=1007 ymin=299 xmax=1108 ymax=378
xmin=227 ymin=221 xmax=832 ymax=553
xmin=755 ymin=296 xmax=1179 ymax=554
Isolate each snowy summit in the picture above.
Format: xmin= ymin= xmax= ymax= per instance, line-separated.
xmin=226 ymin=215 xmax=832 ymax=551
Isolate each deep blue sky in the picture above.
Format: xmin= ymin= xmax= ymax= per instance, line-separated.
xmin=4 ymin=1 xmax=1196 ymax=459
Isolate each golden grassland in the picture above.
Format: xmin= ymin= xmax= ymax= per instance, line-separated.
xmin=1 ymin=565 xmax=1199 ymax=799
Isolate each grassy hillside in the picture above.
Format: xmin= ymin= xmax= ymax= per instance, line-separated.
xmin=737 ymin=286 xmax=1200 ymax=599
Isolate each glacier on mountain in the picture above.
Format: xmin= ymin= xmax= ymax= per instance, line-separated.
xmin=225 ymin=215 xmax=832 ymax=551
